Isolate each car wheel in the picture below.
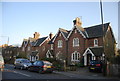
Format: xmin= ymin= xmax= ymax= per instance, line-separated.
xmin=14 ymin=66 xmax=16 ymax=69
xmin=20 ymin=67 xmax=24 ymax=70
xmin=38 ymin=70 xmax=44 ymax=74
xmin=28 ymin=67 xmax=31 ymax=71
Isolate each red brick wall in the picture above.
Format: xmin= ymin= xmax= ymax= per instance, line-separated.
xmin=86 ymin=37 xmax=103 ymax=48
xmin=35 ymin=40 xmax=50 ymax=59
xmin=54 ymin=31 xmax=67 ymax=61
xmin=68 ymin=28 xmax=85 ymax=64
xmin=26 ymin=42 xmax=32 ymax=58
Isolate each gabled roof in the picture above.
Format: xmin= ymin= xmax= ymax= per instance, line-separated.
xmin=30 ymin=41 xmax=36 ymax=46
xmin=67 ymin=22 xmax=110 ymax=39
xmin=84 ymin=23 xmax=110 ymax=38
xmin=46 ymin=50 xmax=54 ymax=58
xmin=34 ymin=36 xmax=48 ymax=47
xmin=48 ymin=36 xmax=55 ymax=44
xmin=21 ymin=40 xmax=28 ymax=47
xmin=83 ymin=46 xmax=104 ymax=57
xmin=89 ymin=47 xmax=103 ymax=56
xmin=53 ymin=28 xmax=69 ymax=42
xmin=67 ymin=26 xmax=86 ymax=39
xmin=59 ymin=28 xmax=70 ymax=38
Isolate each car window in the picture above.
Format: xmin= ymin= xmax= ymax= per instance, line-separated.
xmin=21 ymin=59 xmax=30 ymax=63
xmin=43 ymin=61 xmax=52 ymax=66
xmin=90 ymin=61 xmax=101 ymax=64
xmin=33 ymin=61 xmax=38 ymax=65
xmin=37 ymin=61 xmax=43 ymax=66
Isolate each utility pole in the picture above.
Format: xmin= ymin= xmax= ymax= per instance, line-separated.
xmin=100 ymin=0 xmax=107 ymax=76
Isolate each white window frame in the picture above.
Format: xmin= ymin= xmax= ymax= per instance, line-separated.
xmin=51 ymin=44 xmax=53 ymax=50
xmin=28 ymin=46 xmax=30 ymax=51
xmin=22 ymin=47 xmax=25 ymax=51
xmin=73 ymin=38 xmax=79 ymax=47
xmin=94 ymin=39 xmax=98 ymax=46
xmin=75 ymin=29 xmax=77 ymax=33
xmin=71 ymin=51 xmax=80 ymax=61
xmin=58 ymin=40 xmax=63 ymax=48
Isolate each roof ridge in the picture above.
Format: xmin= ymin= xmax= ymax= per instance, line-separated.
xmin=59 ymin=28 xmax=69 ymax=32
xmin=84 ymin=22 xmax=110 ymax=29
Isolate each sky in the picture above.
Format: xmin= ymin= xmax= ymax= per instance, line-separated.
xmin=0 ymin=1 xmax=119 ymax=47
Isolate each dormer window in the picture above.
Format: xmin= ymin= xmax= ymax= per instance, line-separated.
xmin=94 ymin=39 xmax=98 ymax=46
xmin=58 ymin=40 xmax=62 ymax=48
xmin=73 ymin=38 xmax=79 ymax=47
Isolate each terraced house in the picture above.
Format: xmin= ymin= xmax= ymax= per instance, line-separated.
xmin=20 ymin=17 xmax=116 ymax=66
xmin=20 ymin=32 xmax=54 ymax=62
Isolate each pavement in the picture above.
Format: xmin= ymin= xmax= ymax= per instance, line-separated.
xmin=54 ymin=67 xmax=120 ymax=79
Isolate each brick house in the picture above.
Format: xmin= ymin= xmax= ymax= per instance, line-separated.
xmin=21 ymin=39 xmax=28 ymax=55
xmin=52 ymin=17 xmax=116 ymax=66
xmin=31 ymin=36 xmax=49 ymax=61
xmin=20 ymin=32 xmax=40 ymax=60
xmin=30 ymin=33 xmax=54 ymax=62
xmin=52 ymin=28 xmax=69 ymax=63
xmin=20 ymin=17 xmax=116 ymax=66
xmin=46 ymin=33 xmax=54 ymax=58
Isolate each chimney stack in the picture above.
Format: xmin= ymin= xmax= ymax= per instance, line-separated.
xmin=73 ymin=17 xmax=82 ymax=27
xmin=73 ymin=17 xmax=84 ymax=31
xmin=49 ymin=32 xmax=53 ymax=39
xmin=34 ymin=32 xmax=40 ymax=39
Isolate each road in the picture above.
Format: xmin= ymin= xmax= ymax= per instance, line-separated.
xmin=2 ymin=64 xmax=73 ymax=79
xmin=2 ymin=64 xmax=120 ymax=81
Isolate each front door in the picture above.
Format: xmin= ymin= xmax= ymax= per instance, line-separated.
xmin=87 ymin=54 xmax=92 ymax=66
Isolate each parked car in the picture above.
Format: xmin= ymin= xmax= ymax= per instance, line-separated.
xmin=0 ymin=55 xmax=4 ymax=71
xmin=28 ymin=61 xmax=54 ymax=74
xmin=14 ymin=58 xmax=32 ymax=70
xmin=88 ymin=60 xmax=102 ymax=72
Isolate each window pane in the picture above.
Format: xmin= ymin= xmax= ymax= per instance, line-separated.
xmin=73 ymin=54 xmax=74 ymax=60
xmin=75 ymin=53 xmax=77 ymax=60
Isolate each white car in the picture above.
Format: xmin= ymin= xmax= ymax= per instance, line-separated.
xmin=0 ymin=55 xmax=4 ymax=71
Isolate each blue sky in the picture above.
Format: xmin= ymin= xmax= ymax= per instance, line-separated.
xmin=1 ymin=2 xmax=118 ymax=46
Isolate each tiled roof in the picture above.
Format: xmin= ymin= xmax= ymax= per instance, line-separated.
xmin=84 ymin=23 xmax=110 ymax=38
xmin=30 ymin=41 xmax=36 ymax=46
xmin=48 ymin=36 xmax=55 ymax=44
xmin=34 ymin=37 xmax=48 ymax=46
xmin=89 ymin=47 xmax=103 ymax=56
xmin=59 ymin=28 xmax=70 ymax=38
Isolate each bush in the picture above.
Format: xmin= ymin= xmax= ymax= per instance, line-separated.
xmin=39 ymin=58 xmax=56 ymax=63
xmin=75 ymin=62 xmax=84 ymax=67
xmin=16 ymin=52 xmax=27 ymax=59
